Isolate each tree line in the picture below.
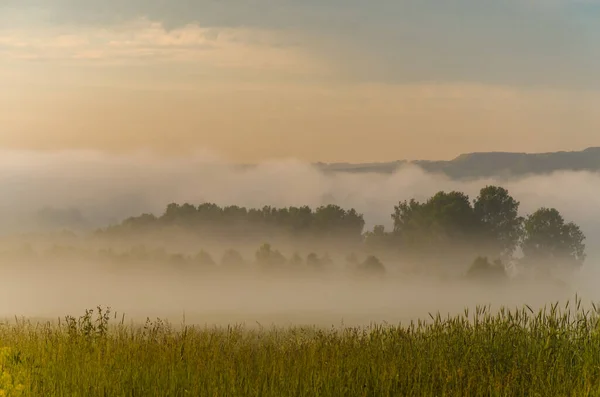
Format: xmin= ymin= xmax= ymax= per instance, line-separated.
xmin=366 ymin=186 xmax=585 ymax=274
xmin=97 ymin=186 xmax=586 ymax=274
xmin=98 ymin=203 xmax=365 ymax=244
xmin=1 ymin=242 xmax=386 ymax=278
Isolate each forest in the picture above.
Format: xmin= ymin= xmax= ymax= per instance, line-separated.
xmin=66 ymin=185 xmax=585 ymax=280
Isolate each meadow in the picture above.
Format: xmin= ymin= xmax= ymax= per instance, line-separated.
xmin=0 ymin=185 xmax=593 ymax=396
xmin=1 ymin=299 xmax=600 ymax=396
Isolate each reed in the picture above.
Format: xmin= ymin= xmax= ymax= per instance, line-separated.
xmin=1 ymin=297 xmax=600 ymax=396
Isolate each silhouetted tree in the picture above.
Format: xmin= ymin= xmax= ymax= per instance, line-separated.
xmin=112 ymin=213 xmax=157 ymax=233
xmin=306 ymin=253 xmax=321 ymax=269
xmin=313 ymin=204 xmax=365 ymax=243
xmin=357 ymin=255 xmax=386 ymax=276
xmin=102 ymin=202 xmax=365 ymax=245
xmin=255 ymin=243 xmax=286 ymax=269
xmin=169 ymin=253 xmax=188 ymax=267
xmin=345 ymin=252 xmax=360 ymax=268
xmin=221 ymin=249 xmax=245 ymax=268
xmin=321 ymin=253 xmax=334 ymax=268
xmin=473 ymin=186 xmax=523 ymax=260
xmin=194 ymin=250 xmax=215 ymax=267
xmin=466 ymin=256 xmax=507 ymax=281
xmin=289 ymin=252 xmax=303 ymax=267
xmin=394 ymin=192 xmax=480 ymax=243
xmin=520 ymin=208 xmax=586 ymax=269
xmin=392 ymin=191 xmax=481 ymax=267
xmin=363 ymin=225 xmax=396 ymax=253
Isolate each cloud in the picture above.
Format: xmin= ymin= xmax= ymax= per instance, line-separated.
xmin=323 ymin=1 xmax=599 ymax=88
xmin=0 ymin=17 xmax=329 ymax=75
xmin=2 ymin=0 xmax=599 ymax=88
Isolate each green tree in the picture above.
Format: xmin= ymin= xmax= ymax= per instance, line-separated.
xmin=393 ymin=191 xmax=479 ymax=243
xmin=473 ymin=186 xmax=523 ymax=260
xmin=520 ymin=208 xmax=586 ymax=269
xmin=392 ymin=191 xmax=481 ymax=267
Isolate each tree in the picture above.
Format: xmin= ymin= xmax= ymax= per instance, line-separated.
xmin=100 ymin=202 xmax=366 ymax=246
xmin=364 ymin=225 xmax=395 ymax=253
xmin=393 ymin=191 xmax=479 ymax=244
xmin=305 ymin=252 xmax=333 ymax=271
xmin=169 ymin=253 xmax=188 ymax=267
xmin=392 ymin=191 xmax=481 ymax=268
xmin=345 ymin=252 xmax=360 ymax=268
xmin=255 ymin=243 xmax=286 ymax=269
xmin=162 ymin=203 xmax=198 ymax=227
xmin=197 ymin=203 xmax=223 ymax=226
xmin=306 ymin=253 xmax=321 ymax=269
xmin=473 ymin=186 xmax=523 ymax=260
xmin=194 ymin=250 xmax=215 ymax=267
xmin=357 ymin=255 xmax=386 ymax=276
xmin=288 ymin=206 xmax=314 ymax=234
xmin=221 ymin=249 xmax=245 ymax=268
xmin=466 ymin=256 xmax=507 ymax=281
xmin=520 ymin=208 xmax=586 ymax=269
xmin=313 ymin=205 xmax=365 ymax=242
xmin=118 ymin=213 xmax=158 ymax=232
xmin=289 ymin=252 xmax=303 ymax=266
xmin=321 ymin=253 xmax=334 ymax=267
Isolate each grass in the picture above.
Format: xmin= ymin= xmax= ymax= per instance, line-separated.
xmin=1 ymin=298 xmax=600 ymax=396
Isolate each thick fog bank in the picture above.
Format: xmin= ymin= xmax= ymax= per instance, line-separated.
xmin=1 ymin=150 xmax=599 ymax=245
xmin=0 ymin=260 xmax=598 ymax=328
xmin=1 ymin=150 xmax=600 ymax=326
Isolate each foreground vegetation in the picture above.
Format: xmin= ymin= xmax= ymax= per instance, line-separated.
xmin=2 ymin=300 xmax=600 ymax=396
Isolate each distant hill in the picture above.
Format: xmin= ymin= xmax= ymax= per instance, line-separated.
xmin=315 ymin=147 xmax=600 ymax=179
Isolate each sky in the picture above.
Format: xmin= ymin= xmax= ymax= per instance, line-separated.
xmin=1 ymin=0 xmax=599 ymax=162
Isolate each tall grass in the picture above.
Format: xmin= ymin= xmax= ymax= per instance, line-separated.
xmin=2 ymin=298 xmax=600 ymax=396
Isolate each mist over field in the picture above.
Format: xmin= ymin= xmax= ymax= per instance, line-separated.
xmin=1 ymin=149 xmax=599 ymax=327
xmin=0 ymin=262 xmax=585 ymax=328
xmin=4 ymin=0 xmax=600 ymax=392
xmin=2 ymin=149 xmax=600 ymax=237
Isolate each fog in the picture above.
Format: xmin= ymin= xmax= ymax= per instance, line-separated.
xmin=0 ymin=262 xmax=588 ymax=328
xmin=1 ymin=149 xmax=600 ymax=327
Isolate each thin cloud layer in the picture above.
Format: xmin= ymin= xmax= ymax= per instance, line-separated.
xmin=0 ymin=18 xmax=327 ymax=75
xmin=1 ymin=0 xmax=599 ymax=87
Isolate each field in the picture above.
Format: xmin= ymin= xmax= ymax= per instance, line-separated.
xmin=0 ymin=299 xmax=599 ymax=396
